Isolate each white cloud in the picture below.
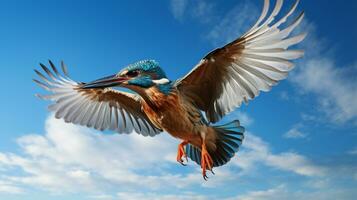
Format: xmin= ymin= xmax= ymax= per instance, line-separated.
xmin=231 ymin=185 xmax=290 ymax=200
xmin=290 ymin=21 xmax=357 ymax=125
xmin=191 ymin=0 xmax=214 ymax=23
xmin=305 ymin=179 xmax=330 ymax=189
xmin=207 ymin=0 xmax=259 ymax=46
xmin=234 ymin=133 xmax=326 ymax=177
xmin=348 ymin=147 xmax=357 ymax=155
xmin=265 ymin=152 xmax=324 ymax=176
xmin=225 ymin=111 xmax=254 ymax=127
xmin=300 ymin=113 xmax=318 ymax=122
xmin=116 ymin=191 xmax=208 ymax=200
xmin=170 ymin=0 xmax=188 ymax=20
xmin=89 ymin=194 xmax=114 ymax=200
xmin=0 ymin=116 xmax=345 ymax=198
xmin=170 ymin=0 xmax=215 ymax=23
xmin=283 ymin=126 xmax=307 ymax=139
xmin=0 ymin=180 xmax=23 ymax=194
xmin=230 ymin=184 xmax=357 ymax=200
xmin=292 ymin=59 xmax=357 ymax=124
xmin=279 ymin=91 xmax=290 ymax=101
xmin=0 ymin=115 xmax=205 ymax=194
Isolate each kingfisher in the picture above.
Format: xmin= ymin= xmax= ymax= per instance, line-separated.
xmin=34 ymin=0 xmax=305 ymax=180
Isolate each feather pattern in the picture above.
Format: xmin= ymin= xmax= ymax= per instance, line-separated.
xmin=34 ymin=61 xmax=161 ymax=136
xmin=175 ymin=0 xmax=305 ymax=123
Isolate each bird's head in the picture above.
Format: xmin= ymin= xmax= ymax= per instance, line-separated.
xmin=82 ymin=60 xmax=171 ymax=93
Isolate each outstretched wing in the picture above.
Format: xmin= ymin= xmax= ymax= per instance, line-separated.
xmin=34 ymin=60 xmax=161 ymax=136
xmin=175 ymin=0 xmax=305 ymax=123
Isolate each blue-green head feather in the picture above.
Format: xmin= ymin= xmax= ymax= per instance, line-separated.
xmin=119 ymin=60 xmax=173 ymax=94
xmin=80 ymin=60 xmax=173 ymax=95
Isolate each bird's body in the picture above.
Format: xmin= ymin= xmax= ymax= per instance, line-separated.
xmin=140 ymin=86 xmax=214 ymax=149
xmin=34 ymin=0 xmax=306 ymax=180
xmin=142 ymin=88 xmax=197 ymax=139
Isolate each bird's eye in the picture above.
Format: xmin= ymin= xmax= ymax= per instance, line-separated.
xmin=126 ymin=70 xmax=140 ymax=77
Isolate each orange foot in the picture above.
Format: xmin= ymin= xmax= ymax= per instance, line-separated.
xmin=201 ymin=144 xmax=214 ymax=180
xmin=176 ymin=140 xmax=189 ymax=166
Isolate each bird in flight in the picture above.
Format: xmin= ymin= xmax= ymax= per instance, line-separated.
xmin=34 ymin=0 xmax=305 ymax=180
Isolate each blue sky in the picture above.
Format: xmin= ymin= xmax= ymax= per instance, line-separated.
xmin=0 ymin=0 xmax=356 ymax=199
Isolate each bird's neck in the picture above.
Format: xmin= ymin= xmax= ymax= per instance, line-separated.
xmin=126 ymin=83 xmax=175 ymax=108
xmin=156 ymin=82 xmax=174 ymax=95
xmin=148 ymin=81 xmax=174 ymax=97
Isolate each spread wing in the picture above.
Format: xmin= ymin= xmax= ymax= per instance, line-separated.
xmin=34 ymin=61 xmax=161 ymax=137
xmin=175 ymin=0 xmax=306 ymax=123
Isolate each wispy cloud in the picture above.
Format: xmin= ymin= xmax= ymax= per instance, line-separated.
xmin=279 ymin=91 xmax=290 ymax=101
xmin=292 ymin=58 xmax=357 ymax=124
xmin=225 ymin=111 xmax=254 ymax=127
xmin=91 ymin=192 xmax=210 ymax=200
xmin=290 ymin=21 xmax=357 ymax=125
xmin=235 ymin=132 xmax=326 ymax=177
xmin=89 ymin=194 xmax=114 ymax=200
xmin=1 ymin=114 xmax=343 ymax=196
xmin=206 ymin=0 xmax=259 ymax=46
xmin=230 ymin=184 xmax=357 ymax=200
xmin=170 ymin=0 xmax=188 ymax=21
xmin=0 ymin=180 xmax=23 ymax=194
xmin=0 ymin=115 xmax=204 ymax=195
xmin=191 ymin=0 xmax=215 ymax=23
xmin=169 ymin=0 xmax=259 ymax=46
xmin=229 ymin=185 xmax=290 ymax=200
xmin=169 ymin=0 xmax=215 ymax=23
xmin=0 ymin=115 xmax=355 ymax=198
xmin=348 ymin=147 xmax=357 ymax=155
xmin=283 ymin=125 xmax=307 ymax=139
xmin=116 ymin=191 xmax=208 ymax=200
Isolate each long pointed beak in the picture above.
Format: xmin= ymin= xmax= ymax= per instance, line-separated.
xmin=81 ymin=74 xmax=128 ymax=89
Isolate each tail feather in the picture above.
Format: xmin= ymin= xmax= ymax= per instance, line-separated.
xmin=186 ymin=144 xmax=201 ymax=165
xmin=185 ymin=120 xmax=245 ymax=167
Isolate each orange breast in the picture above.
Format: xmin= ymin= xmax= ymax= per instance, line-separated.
xmin=141 ymin=87 xmax=200 ymax=141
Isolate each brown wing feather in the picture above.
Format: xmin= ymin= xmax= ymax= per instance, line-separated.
xmin=176 ymin=0 xmax=305 ymax=123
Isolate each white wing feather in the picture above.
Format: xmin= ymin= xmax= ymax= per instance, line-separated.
xmin=34 ymin=61 xmax=161 ymax=136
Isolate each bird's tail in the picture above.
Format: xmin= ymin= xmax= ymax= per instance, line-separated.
xmin=185 ymin=120 xmax=245 ymax=168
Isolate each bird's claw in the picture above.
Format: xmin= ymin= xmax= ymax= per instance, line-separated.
xmin=203 ymin=173 xmax=209 ymax=181
xmin=178 ymin=158 xmax=187 ymax=166
xmin=202 ymin=169 xmax=214 ymax=180
xmin=176 ymin=141 xmax=188 ymax=166
xmin=201 ymin=147 xmax=214 ymax=181
xmin=202 ymin=169 xmax=215 ymax=180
